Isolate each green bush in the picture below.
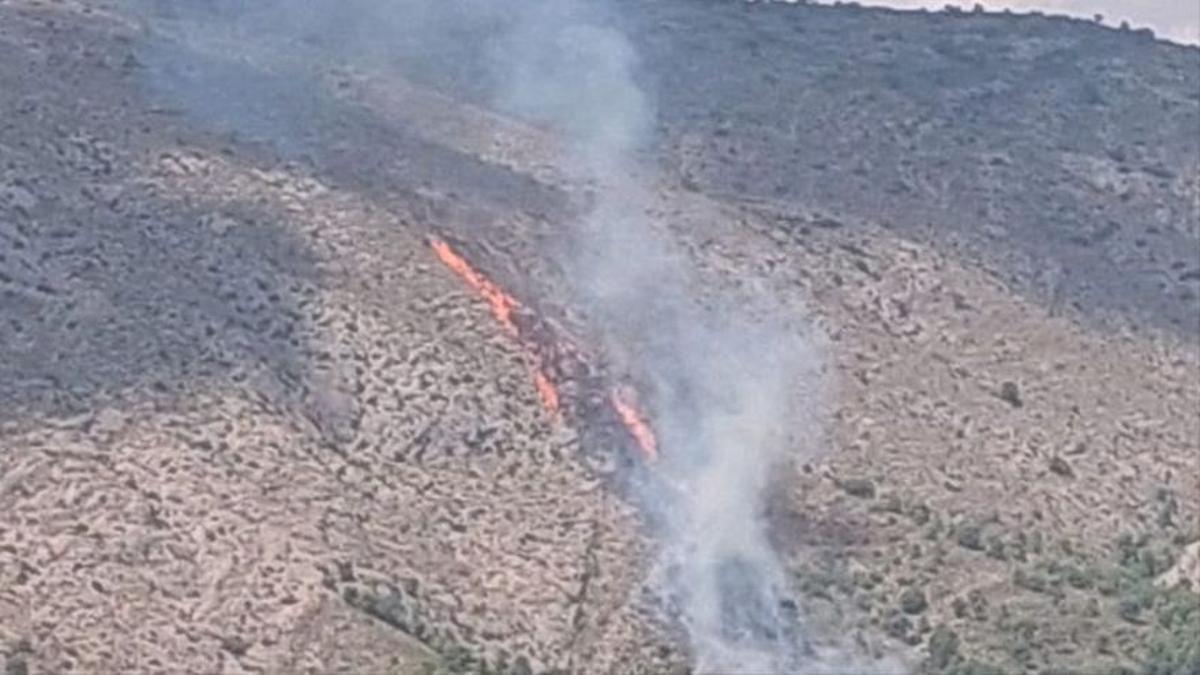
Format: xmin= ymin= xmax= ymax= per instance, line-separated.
xmin=901 ymin=588 xmax=929 ymax=615
xmin=1143 ymin=587 xmax=1200 ymax=675
xmin=957 ymin=523 xmax=985 ymax=552
xmin=927 ymin=625 xmax=960 ymax=669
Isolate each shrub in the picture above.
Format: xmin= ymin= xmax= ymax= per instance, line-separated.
xmin=839 ymin=477 xmax=876 ymax=499
xmin=1143 ymin=588 xmax=1200 ymax=674
xmin=957 ymin=523 xmax=985 ymax=551
xmin=927 ymin=625 xmax=959 ymax=669
xmin=901 ymin=588 xmax=929 ymax=615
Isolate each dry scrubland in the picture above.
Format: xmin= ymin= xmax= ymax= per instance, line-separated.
xmin=1 ymin=1 xmax=1197 ymax=673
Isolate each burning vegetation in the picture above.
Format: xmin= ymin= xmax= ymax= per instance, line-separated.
xmin=610 ymin=387 xmax=658 ymax=462
xmin=429 ymin=236 xmax=657 ymax=462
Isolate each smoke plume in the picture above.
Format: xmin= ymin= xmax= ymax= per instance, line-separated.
xmin=127 ymin=1 xmax=843 ymax=671
xmin=484 ymin=5 xmax=826 ymax=671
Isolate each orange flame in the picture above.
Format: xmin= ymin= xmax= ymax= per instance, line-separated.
xmin=533 ymin=370 xmax=560 ymax=415
xmin=611 ymin=389 xmax=658 ymax=462
xmin=430 ymin=236 xmax=660 ymax=462
xmin=431 ymin=238 xmax=519 ymax=336
xmin=431 ymin=237 xmax=559 ymax=417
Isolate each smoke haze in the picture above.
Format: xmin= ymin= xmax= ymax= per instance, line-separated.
xmin=126 ymin=1 xmax=853 ymax=671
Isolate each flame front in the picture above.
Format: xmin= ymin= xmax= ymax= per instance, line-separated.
xmin=533 ymin=370 xmax=560 ymax=415
xmin=611 ymin=389 xmax=658 ymax=462
xmin=431 ymin=237 xmax=556 ymax=415
xmin=431 ymin=236 xmax=657 ymax=463
xmin=431 ymin=238 xmax=519 ymax=336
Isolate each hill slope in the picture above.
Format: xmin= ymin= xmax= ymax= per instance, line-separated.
xmin=0 ymin=1 xmax=1196 ymax=673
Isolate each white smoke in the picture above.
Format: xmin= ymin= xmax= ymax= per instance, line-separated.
xmin=484 ymin=4 xmax=827 ymax=670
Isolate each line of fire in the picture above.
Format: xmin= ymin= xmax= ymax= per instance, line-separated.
xmin=429 ymin=236 xmax=658 ymax=463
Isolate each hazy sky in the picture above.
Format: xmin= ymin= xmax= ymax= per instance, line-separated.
xmin=820 ymin=0 xmax=1199 ymax=44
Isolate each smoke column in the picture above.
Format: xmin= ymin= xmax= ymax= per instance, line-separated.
xmin=482 ymin=5 xmax=825 ymax=669
xmin=127 ymin=1 xmax=841 ymax=670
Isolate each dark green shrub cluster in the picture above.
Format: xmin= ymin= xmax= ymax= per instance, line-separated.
xmin=1142 ymin=586 xmax=1200 ymax=675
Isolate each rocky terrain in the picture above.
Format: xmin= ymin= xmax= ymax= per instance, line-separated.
xmin=1 ymin=1 xmax=1197 ymax=674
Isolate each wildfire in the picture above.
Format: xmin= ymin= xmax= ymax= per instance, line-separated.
xmin=430 ymin=238 xmax=519 ymax=336
xmin=533 ymin=370 xmax=560 ymax=415
xmin=429 ymin=235 xmax=657 ymax=463
xmin=611 ymin=388 xmax=658 ymax=462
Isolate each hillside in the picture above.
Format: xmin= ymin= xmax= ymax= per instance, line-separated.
xmin=0 ymin=1 xmax=1196 ymax=673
